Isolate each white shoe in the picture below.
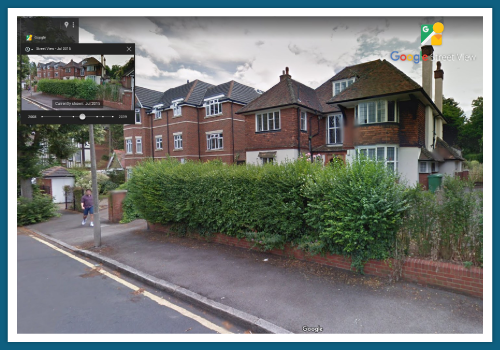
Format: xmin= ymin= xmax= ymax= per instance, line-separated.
xmin=82 ymin=219 xmax=86 ymax=225
xmin=90 ymin=222 xmax=94 ymax=227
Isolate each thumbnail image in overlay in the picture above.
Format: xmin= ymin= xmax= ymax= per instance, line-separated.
xmin=21 ymin=54 xmax=134 ymax=113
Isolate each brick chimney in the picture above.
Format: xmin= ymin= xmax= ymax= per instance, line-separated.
xmin=434 ymin=61 xmax=444 ymax=112
xmin=421 ymin=45 xmax=434 ymax=98
xmin=280 ymin=67 xmax=291 ymax=82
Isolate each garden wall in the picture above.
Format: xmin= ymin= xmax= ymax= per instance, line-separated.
xmin=147 ymin=222 xmax=483 ymax=299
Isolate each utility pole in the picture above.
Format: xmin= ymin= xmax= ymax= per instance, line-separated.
xmin=89 ymin=124 xmax=101 ymax=247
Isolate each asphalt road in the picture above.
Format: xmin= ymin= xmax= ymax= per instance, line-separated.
xmin=22 ymin=97 xmax=46 ymax=111
xmin=17 ymin=233 xmax=246 ymax=334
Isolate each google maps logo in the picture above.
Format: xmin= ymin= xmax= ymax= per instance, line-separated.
xmin=421 ymin=22 xmax=444 ymax=46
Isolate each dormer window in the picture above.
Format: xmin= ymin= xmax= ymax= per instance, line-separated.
xmin=172 ymin=103 xmax=182 ymax=117
xmin=154 ymin=109 xmax=162 ymax=119
xmin=205 ymin=98 xmax=222 ymax=117
xmin=333 ymin=78 xmax=355 ymax=96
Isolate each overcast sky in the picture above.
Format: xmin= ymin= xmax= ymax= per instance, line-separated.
xmin=79 ymin=16 xmax=483 ymax=116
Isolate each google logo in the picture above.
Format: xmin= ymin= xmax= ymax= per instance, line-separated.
xmin=390 ymin=51 xmax=432 ymax=64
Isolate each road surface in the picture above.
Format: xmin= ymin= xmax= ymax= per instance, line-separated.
xmin=17 ymin=232 xmax=247 ymax=334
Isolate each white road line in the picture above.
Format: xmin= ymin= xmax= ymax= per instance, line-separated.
xmin=29 ymin=235 xmax=232 ymax=334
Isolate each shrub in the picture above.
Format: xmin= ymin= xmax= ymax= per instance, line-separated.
xmin=400 ymin=177 xmax=483 ymax=266
xmin=302 ymin=158 xmax=408 ymax=271
xmin=73 ymin=187 xmax=84 ymax=213
xmin=75 ymin=172 xmax=109 ymax=193
xmin=17 ymin=194 xmax=59 ymax=226
xmin=36 ymin=78 xmax=99 ymax=100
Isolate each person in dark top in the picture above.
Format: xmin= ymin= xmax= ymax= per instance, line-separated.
xmin=81 ymin=189 xmax=94 ymax=227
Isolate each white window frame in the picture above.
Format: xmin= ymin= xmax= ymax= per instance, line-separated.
xmin=126 ymin=168 xmax=132 ymax=180
xmin=262 ymin=157 xmax=274 ymax=165
xmin=155 ymin=135 xmax=163 ymax=150
xmin=206 ymin=132 xmax=223 ymax=150
xmin=256 ymin=110 xmax=280 ymax=132
xmin=75 ymin=152 xmax=82 ymax=163
xmin=87 ymin=65 xmax=96 ymax=72
xmin=154 ymin=109 xmax=162 ymax=120
xmin=65 ymin=68 xmax=71 ymax=73
xmin=419 ymin=161 xmax=430 ymax=174
xmin=135 ymin=109 xmax=141 ymax=124
xmin=125 ymin=138 xmax=133 ymax=154
xmin=300 ymin=111 xmax=307 ymax=131
xmin=135 ymin=137 xmax=142 ymax=154
xmin=333 ymin=78 xmax=355 ymax=96
xmin=174 ymin=133 xmax=183 ymax=150
xmin=355 ymin=100 xmax=399 ymax=125
xmin=54 ymin=72 xmax=58 ymax=77
xmin=205 ymin=98 xmax=222 ymax=117
xmin=356 ymin=145 xmax=399 ymax=171
xmin=327 ymin=114 xmax=343 ymax=145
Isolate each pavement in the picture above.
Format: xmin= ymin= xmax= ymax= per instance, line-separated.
xmin=26 ymin=208 xmax=483 ymax=334
xmin=21 ymin=91 xmax=115 ymax=111
xmin=18 ymin=231 xmax=247 ymax=334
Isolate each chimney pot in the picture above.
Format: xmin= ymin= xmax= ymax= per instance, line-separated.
xmin=286 ymin=67 xmax=289 ymax=75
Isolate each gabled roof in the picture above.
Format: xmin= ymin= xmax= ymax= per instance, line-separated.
xmin=81 ymin=57 xmax=102 ymax=67
xmin=107 ymin=150 xmax=126 ymax=170
xmin=237 ymin=76 xmax=322 ymax=114
xmin=203 ymin=80 xmax=261 ymax=105
xmin=42 ymin=166 xmax=74 ymax=178
xmin=157 ymin=80 xmax=214 ymax=107
xmin=135 ymin=86 xmax=164 ymax=109
xmin=64 ymin=60 xmax=82 ymax=68
xmin=327 ymin=60 xmax=421 ymax=104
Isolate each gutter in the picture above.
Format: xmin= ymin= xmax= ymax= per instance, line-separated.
xmin=297 ymin=107 xmax=301 ymax=157
xmin=231 ymin=102 xmax=235 ymax=163
xmin=165 ymin=110 xmax=170 ymax=157
xmin=197 ymin=108 xmax=201 ymax=160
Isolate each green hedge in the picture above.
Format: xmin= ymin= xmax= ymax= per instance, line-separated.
xmin=37 ymin=79 xmax=99 ymax=100
xmin=126 ymin=157 xmax=408 ymax=271
xmin=18 ymin=194 xmax=59 ymax=226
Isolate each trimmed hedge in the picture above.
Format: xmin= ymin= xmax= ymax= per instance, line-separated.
xmin=37 ymin=79 xmax=99 ymax=100
xmin=126 ymin=157 xmax=408 ymax=271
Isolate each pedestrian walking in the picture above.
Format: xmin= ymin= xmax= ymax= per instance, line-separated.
xmin=81 ymin=189 xmax=95 ymax=227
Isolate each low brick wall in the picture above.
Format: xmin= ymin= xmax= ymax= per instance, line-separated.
xmin=108 ymin=190 xmax=128 ymax=223
xmin=148 ymin=222 xmax=483 ymax=298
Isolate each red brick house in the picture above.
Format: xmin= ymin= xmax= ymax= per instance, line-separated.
xmin=237 ymin=45 xmax=464 ymax=186
xmin=123 ymin=81 xmax=261 ymax=178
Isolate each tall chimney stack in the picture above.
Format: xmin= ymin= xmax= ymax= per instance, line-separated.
xmin=279 ymin=67 xmax=291 ymax=82
xmin=434 ymin=61 xmax=444 ymax=112
xmin=421 ymin=45 xmax=434 ymax=98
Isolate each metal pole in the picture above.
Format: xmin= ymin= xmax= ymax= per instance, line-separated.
xmin=89 ymin=124 xmax=101 ymax=247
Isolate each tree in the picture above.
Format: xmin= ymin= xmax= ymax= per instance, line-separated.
xmin=107 ymin=65 xmax=122 ymax=80
xmin=109 ymin=124 xmax=124 ymax=151
xmin=115 ymin=57 xmax=134 ymax=79
xmin=442 ymin=97 xmax=466 ymax=147
xmin=460 ymin=97 xmax=483 ymax=156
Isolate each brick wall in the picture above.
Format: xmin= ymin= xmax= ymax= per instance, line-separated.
xmin=108 ymin=190 xmax=127 ymax=223
xmin=148 ymin=222 xmax=483 ymax=298
xmin=245 ymin=107 xmax=305 ymax=152
xmin=354 ymin=123 xmax=400 ymax=146
xmin=399 ymin=99 xmax=426 ymax=147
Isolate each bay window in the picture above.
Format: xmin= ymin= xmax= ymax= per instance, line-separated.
xmin=357 ymin=145 xmax=398 ymax=171
xmin=355 ymin=100 xmax=398 ymax=124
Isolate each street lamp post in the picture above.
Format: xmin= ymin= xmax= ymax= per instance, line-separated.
xmin=89 ymin=124 xmax=101 ymax=247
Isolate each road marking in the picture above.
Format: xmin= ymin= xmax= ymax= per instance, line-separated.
xmin=22 ymin=97 xmax=49 ymax=110
xmin=29 ymin=235 xmax=232 ymax=334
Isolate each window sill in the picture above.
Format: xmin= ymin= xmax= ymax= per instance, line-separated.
xmin=207 ymin=149 xmax=224 ymax=152
xmin=205 ymin=113 xmax=223 ymax=119
xmin=155 ymin=149 xmax=163 ymax=152
xmin=172 ymin=115 xmax=183 ymax=119
xmin=327 ymin=143 xmax=343 ymax=147
xmin=255 ymin=129 xmax=281 ymax=134
xmin=173 ymin=148 xmax=183 ymax=151
xmin=354 ymin=122 xmax=399 ymax=127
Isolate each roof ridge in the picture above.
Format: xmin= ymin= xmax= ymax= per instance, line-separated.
xmin=227 ymin=80 xmax=235 ymax=98
xmin=184 ymin=80 xmax=198 ymax=102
